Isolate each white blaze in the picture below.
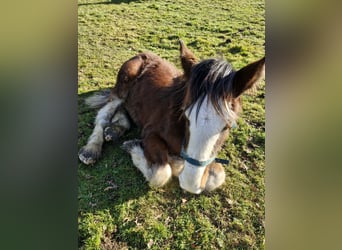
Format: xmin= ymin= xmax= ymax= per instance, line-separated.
xmin=179 ymin=97 xmax=236 ymax=193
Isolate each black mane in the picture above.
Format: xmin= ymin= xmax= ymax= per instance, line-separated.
xmin=161 ymin=58 xmax=236 ymax=122
xmin=187 ymin=59 xmax=236 ymax=120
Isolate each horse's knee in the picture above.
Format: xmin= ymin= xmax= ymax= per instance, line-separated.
xmin=202 ymin=163 xmax=226 ymax=192
xmin=143 ymin=134 xmax=169 ymax=165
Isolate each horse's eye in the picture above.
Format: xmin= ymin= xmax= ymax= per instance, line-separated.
xmin=221 ymin=125 xmax=229 ymax=132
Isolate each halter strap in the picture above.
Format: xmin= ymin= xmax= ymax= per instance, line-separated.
xmin=180 ymin=147 xmax=230 ymax=167
xmin=180 ymin=149 xmax=216 ymax=167
xmin=180 ymin=120 xmax=236 ymax=167
xmin=231 ymin=121 xmax=237 ymax=129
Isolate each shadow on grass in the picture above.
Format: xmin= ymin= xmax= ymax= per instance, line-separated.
xmin=78 ymin=90 xmax=147 ymax=206
xmin=78 ymin=0 xmax=142 ymax=6
xmin=78 ymin=90 xmax=151 ymax=247
xmin=77 ymin=90 xmax=237 ymax=249
xmin=77 ymin=89 xmax=233 ymax=205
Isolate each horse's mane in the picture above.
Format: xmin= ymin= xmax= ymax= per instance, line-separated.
xmin=161 ymin=58 xmax=236 ymax=121
xmin=186 ymin=59 xmax=236 ymax=120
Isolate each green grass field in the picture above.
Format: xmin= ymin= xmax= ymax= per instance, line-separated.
xmin=78 ymin=0 xmax=265 ymax=249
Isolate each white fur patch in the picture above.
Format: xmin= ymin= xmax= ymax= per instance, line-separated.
xmin=129 ymin=144 xmax=153 ymax=180
xmin=85 ymin=91 xmax=111 ymax=108
xmin=79 ymin=97 xmax=123 ymax=165
xmin=86 ymin=97 xmax=123 ymax=144
xmin=111 ymin=110 xmax=130 ymax=130
xmin=128 ymin=144 xmax=172 ymax=187
xmin=179 ymin=96 xmax=236 ymax=193
xmin=85 ymin=97 xmax=123 ymax=146
xmin=95 ymin=98 xmax=123 ymax=127
xmin=179 ymin=165 xmax=206 ymax=194
xmin=150 ymin=164 xmax=172 ymax=187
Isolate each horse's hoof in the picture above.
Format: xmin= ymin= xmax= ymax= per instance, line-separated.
xmin=78 ymin=146 xmax=100 ymax=165
xmin=104 ymin=125 xmax=126 ymax=142
xmin=121 ymin=139 xmax=142 ymax=153
xmin=104 ymin=126 xmax=120 ymax=142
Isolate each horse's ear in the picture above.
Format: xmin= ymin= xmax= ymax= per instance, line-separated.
xmin=179 ymin=39 xmax=198 ymax=78
xmin=232 ymin=57 xmax=265 ymax=98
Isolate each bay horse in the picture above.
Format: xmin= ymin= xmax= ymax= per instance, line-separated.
xmin=79 ymin=40 xmax=265 ymax=194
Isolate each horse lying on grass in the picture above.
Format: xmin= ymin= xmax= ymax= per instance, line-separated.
xmin=79 ymin=40 xmax=265 ymax=194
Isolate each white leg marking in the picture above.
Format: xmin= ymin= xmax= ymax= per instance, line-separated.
xmin=95 ymin=97 xmax=123 ymax=127
xmin=111 ymin=111 xmax=131 ymax=130
xmin=129 ymin=144 xmax=153 ymax=181
xmin=149 ymin=163 xmax=172 ymax=187
xmin=79 ymin=97 xmax=122 ymax=165
xmin=87 ymin=97 xmax=123 ymax=145
xmin=128 ymin=144 xmax=172 ymax=187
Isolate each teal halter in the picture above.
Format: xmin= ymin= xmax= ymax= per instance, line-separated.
xmin=180 ymin=121 xmax=236 ymax=167
xmin=180 ymin=145 xmax=231 ymax=167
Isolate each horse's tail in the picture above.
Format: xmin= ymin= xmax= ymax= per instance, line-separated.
xmin=85 ymin=90 xmax=112 ymax=109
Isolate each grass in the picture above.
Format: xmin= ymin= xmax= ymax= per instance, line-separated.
xmin=78 ymin=0 xmax=265 ymax=249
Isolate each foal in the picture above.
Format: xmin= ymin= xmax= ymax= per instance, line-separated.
xmin=79 ymin=40 xmax=265 ymax=194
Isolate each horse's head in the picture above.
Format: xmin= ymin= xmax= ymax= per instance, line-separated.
xmin=178 ymin=44 xmax=265 ymax=193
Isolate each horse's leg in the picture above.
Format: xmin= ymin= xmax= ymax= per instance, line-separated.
xmin=122 ymin=137 xmax=172 ymax=187
xmin=143 ymin=134 xmax=173 ymax=187
xmin=200 ymin=163 xmax=226 ymax=192
xmin=104 ymin=107 xmax=131 ymax=142
xmin=169 ymin=156 xmax=184 ymax=177
xmin=79 ymin=97 xmax=123 ymax=165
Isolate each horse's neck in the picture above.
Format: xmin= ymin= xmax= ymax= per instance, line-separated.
xmin=157 ymin=84 xmax=188 ymax=155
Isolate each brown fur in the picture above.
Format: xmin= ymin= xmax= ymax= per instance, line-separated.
xmin=80 ymin=40 xmax=265 ymax=192
xmin=110 ymin=42 xmax=264 ymax=168
xmin=112 ymin=50 xmax=192 ymax=163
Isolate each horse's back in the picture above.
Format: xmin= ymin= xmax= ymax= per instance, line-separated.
xmin=112 ymin=51 xmax=181 ymax=128
xmin=113 ymin=52 xmax=180 ymax=99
